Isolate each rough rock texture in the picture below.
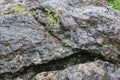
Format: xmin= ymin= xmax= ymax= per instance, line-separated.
xmin=37 ymin=0 xmax=120 ymax=63
xmin=0 ymin=12 xmax=72 ymax=74
xmin=32 ymin=60 xmax=120 ymax=80
xmin=0 ymin=0 xmax=120 ymax=80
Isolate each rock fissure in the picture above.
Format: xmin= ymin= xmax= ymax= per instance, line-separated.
xmin=0 ymin=50 xmax=117 ymax=80
xmin=0 ymin=0 xmax=120 ymax=80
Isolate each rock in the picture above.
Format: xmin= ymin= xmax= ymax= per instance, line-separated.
xmin=32 ymin=60 xmax=120 ymax=80
xmin=0 ymin=0 xmax=120 ymax=80
xmin=0 ymin=10 xmax=71 ymax=74
xmin=15 ymin=77 xmax=23 ymax=80
xmin=36 ymin=0 xmax=120 ymax=63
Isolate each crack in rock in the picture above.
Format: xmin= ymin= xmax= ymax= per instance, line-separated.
xmin=0 ymin=0 xmax=120 ymax=80
xmin=0 ymin=50 xmax=118 ymax=80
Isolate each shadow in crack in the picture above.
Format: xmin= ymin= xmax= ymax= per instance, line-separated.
xmin=0 ymin=50 xmax=116 ymax=80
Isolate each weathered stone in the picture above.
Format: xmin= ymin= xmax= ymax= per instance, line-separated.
xmin=32 ymin=60 xmax=120 ymax=80
xmin=0 ymin=0 xmax=120 ymax=80
xmin=0 ymin=12 xmax=71 ymax=75
xmin=36 ymin=0 xmax=120 ymax=64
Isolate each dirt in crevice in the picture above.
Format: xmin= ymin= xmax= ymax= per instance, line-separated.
xmin=0 ymin=50 xmax=116 ymax=80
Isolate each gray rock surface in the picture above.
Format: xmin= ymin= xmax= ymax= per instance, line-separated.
xmin=37 ymin=0 xmax=120 ymax=63
xmin=32 ymin=60 xmax=120 ymax=80
xmin=0 ymin=13 xmax=72 ymax=74
xmin=0 ymin=0 xmax=120 ymax=80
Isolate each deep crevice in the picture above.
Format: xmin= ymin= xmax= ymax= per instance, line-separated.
xmin=0 ymin=50 xmax=116 ymax=80
xmin=0 ymin=9 xmax=119 ymax=80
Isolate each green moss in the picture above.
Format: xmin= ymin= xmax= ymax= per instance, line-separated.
xmin=109 ymin=0 xmax=120 ymax=11
xmin=12 ymin=5 xmax=25 ymax=12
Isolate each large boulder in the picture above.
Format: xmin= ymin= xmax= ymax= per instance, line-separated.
xmin=36 ymin=0 xmax=120 ymax=63
xmin=0 ymin=0 xmax=120 ymax=80
xmin=0 ymin=13 xmax=72 ymax=74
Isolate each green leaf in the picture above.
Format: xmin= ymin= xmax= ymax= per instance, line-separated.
xmin=62 ymin=40 xmax=71 ymax=47
xmin=54 ymin=14 xmax=58 ymax=18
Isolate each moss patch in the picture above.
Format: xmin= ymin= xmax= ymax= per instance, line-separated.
xmin=109 ymin=0 xmax=120 ymax=11
xmin=12 ymin=5 xmax=25 ymax=12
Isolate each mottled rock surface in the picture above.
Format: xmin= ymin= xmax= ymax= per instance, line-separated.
xmin=0 ymin=0 xmax=120 ymax=80
xmin=0 ymin=12 xmax=72 ymax=74
xmin=32 ymin=60 xmax=120 ymax=80
xmin=37 ymin=0 xmax=120 ymax=63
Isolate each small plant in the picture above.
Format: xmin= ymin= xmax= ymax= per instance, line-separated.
xmin=45 ymin=6 xmax=59 ymax=30
xmin=62 ymin=40 xmax=71 ymax=47
xmin=12 ymin=5 xmax=25 ymax=12
xmin=109 ymin=0 xmax=120 ymax=11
